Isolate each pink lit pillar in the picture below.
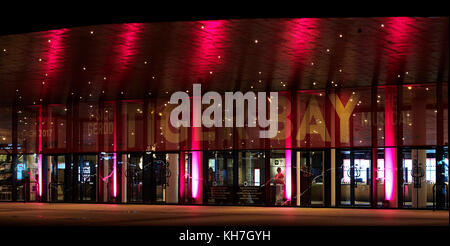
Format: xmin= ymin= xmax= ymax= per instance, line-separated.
xmin=384 ymin=86 xmax=398 ymax=208
xmin=191 ymin=84 xmax=203 ymax=204
xmin=113 ymin=102 xmax=117 ymax=199
xmin=38 ymin=106 xmax=43 ymax=199
xmin=285 ymin=95 xmax=292 ymax=201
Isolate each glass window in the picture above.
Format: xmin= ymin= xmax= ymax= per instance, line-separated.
xmin=16 ymin=154 xmax=39 ymax=202
xmin=47 ymin=155 xmax=67 ymax=202
xmin=17 ymin=106 xmax=39 ymax=154
xmin=205 ymin=151 xmax=234 ymax=204
xmin=0 ymin=106 xmax=12 ymax=154
xmin=295 ymin=90 xmax=329 ymax=148
xmin=76 ymin=102 xmax=99 ymax=153
xmin=299 ymin=150 xmax=324 ymax=206
xmin=339 ymin=149 xmax=371 ymax=207
xmin=269 ymin=150 xmax=286 ymax=206
xmin=43 ymin=105 xmax=67 ymax=151
xmin=99 ymin=153 xmax=116 ymax=202
xmin=100 ymin=102 xmax=115 ymax=152
xmin=401 ymin=85 xmax=437 ymax=146
xmin=119 ymin=101 xmax=144 ymax=152
xmin=122 ymin=153 xmax=143 ymax=203
xmin=0 ymin=154 xmax=13 ymax=201
xmin=155 ymin=98 xmax=187 ymax=151
xmin=237 ymin=151 xmax=265 ymax=205
xmin=164 ymin=153 xmax=179 ymax=204
xmin=77 ymin=155 xmax=98 ymax=201
xmin=377 ymin=149 xmax=385 ymax=207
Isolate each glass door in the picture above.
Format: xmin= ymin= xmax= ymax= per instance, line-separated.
xmin=205 ymin=151 xmax=234 ymax=204
xmin=146 ymin=152 xmax=179 ymax=204
xmin=338 ymin=149 xmax=371 ymax=207
xmin=268 ymin=150 xmax=287 ymax=206
xmin=16 ymin=154 xmax=39 ymax=202
xmin=151 ymin=153 xmax=167 ymax=203
xmin=76 ymin=154 xmax=98 ymax=202
xmin=400 ymin=147 xmax=448 ymax=209
xmin=0 ymin=155 xmax=13 ymax=201
xmin=99 ymin=153 xmax=116 ymax=203
xmin=237 ymin=151 xmax=266 ymax=205
xmin=47 ymin=155 xmax=67 ymax=202
xmin=182 ymin=152 xmax=192 ymax=203
xmin=122 ymin=153 xmax=143 ymax=203
xmin=297 ymin=150 xmax=325 ymax=206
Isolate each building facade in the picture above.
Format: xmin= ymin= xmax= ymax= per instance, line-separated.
xmin=0 ymin=17 xmax=448 ymax=209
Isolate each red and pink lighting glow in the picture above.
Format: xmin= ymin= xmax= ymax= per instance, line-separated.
xmin=384 ymin=86 xmax=397 ymax=205
xmin=285 ymin=96 xmax=292 ymax=201
xmin=38 ymin=106 xmax=43 ymax=198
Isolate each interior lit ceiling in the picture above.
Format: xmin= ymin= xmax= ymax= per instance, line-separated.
xmin=0 ymin=17 xmax=448 ymax=105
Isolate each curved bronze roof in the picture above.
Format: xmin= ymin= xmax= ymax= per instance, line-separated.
xmin=0 ymin=17 xmax=448 ymax=105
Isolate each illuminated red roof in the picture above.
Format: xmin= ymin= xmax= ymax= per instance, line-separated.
xmin=0 ymin=17 xmax=448 ymax=105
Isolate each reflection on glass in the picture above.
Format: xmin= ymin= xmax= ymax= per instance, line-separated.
xmin=124 ymin=153 xmax=143 ymax=202
xmin=0 ymin=155 xmax=13 ymax=201
xmin=238 ymin=151 xmax=265 ymax=205
xmin=16 ymin=154 xmax=39 ymax=202
xmin=339 ymin=150 xmax=371 ymax=206
xmin=77 ymin=155 xmax=97 ymax=201
xmin=299 ymin=151 xmax=324 ymax=206
xmin=100 ymin=153 xmax=116 ymax=202
xmin=183 ymin=152 xmax=192 ymax=203
xmin=148 ymin=153 xmax=179 ymax=204
xmin=206 ymin=151 xmax=233 ymax=204
xmin=152 ymin=153 xmax=167 ymax=203
xmin=401 ymin=148 xmax=439 ymax=208
xmin=48 ymin=155 xmax=66 ymax=202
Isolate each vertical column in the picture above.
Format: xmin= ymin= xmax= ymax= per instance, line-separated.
xmin=296 ymin=151 xmax=300 ymax=206
xmin=435 ymin=146 xmax=446 ymax=209
xmin=324 ymin=149 xmax=331 ymax=207
xmin=371 ymin=84 xmax=378 ymax=208
xmin=98 ymin=100 xmax=104 ymax=202
xmin=191 ymin=84 xmax=202 ymax=204
xmin=65 ymin=99 xmax=73 ymax=202
xmin=384 ymin=86 xmax=398 ymax=208
xmin=285 ymin=92 xmax=292 ymax=203
xmin=119 ymin=102 xmax=128 ymax=203
xmin=179 ymin=151 xmax=185 ymax=204
xmin=72 ymin=98 xmax=79 ymax=201
xmin=350 ymin=151 xmax=355 ymax=206
xmin=38 ymin=104 xmax=43 ymax=201
xmin=411 ymin=149 xmax=427 ymax=208
xmin=113 ymin=101 xmax=119 ymax=201
xmin=331 ymin=148 xmax=336 ymax=207
xmin=435 ymin=82 xmax=446 ymax=209
xmin=121 ymin=153 xmax=127 ymax=203
xmin=11 ymin=104 xmax=18 ymax=202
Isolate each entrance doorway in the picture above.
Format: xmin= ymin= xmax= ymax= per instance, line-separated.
xmin=337 ymin=149 xmax=372 ymax=207
xmin=143 ymin=152 xmax=179 ymax=204
xmin=296 ymin=150 xmax=327 ymax=207
xmin=237 ymin=151 xmax=266 ymax=205
xmin=75 ymin=154 xmax=98 ymax=202
xmin=122 ymin=153 xmax=144 ymax=203
xmin=182 ymin=152 xmax=193 ymax=204
xmin=205 ymin=151 xmax=234 ymax=204
xmin=400 ymin=147 xmax=448 ymax=209
xmin=46 ymin=155 xmax=70 ymax=202
xmin=16 ymin=154 xmax=39 ymax=202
